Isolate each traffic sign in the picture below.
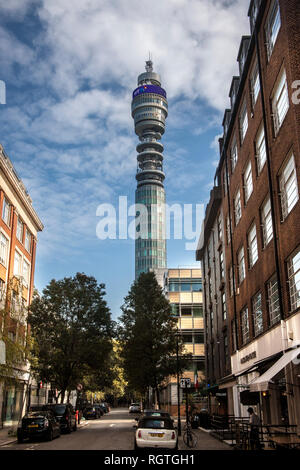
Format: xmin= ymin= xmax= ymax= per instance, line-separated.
xmin=180 ymin=378 xmax=191 ymax=388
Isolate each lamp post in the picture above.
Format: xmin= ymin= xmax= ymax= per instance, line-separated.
xmin=176 ymin=330 xmax=181 ymax=436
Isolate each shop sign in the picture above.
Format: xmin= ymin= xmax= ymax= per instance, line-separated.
xmin=240 ymin=351 xmax=256 ymax=364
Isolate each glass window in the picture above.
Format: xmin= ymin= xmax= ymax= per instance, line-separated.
xmin=251 ymin=60 xmax=260 ymax=106
xmin=239 ymin=100 xmax=248 ymax=143
xmin=222 ymin=292 xmax=227 ymax=321
xmin=170 ymin=304 xmax=179 ymax=316
xmin=193 ymin=306 xmax=203 ymax=317
xmin=287 ymin=248 xmax=300 ymax=312
xmin=2 ymin=197 xmax=11 ymax=226
xmin=234 ymin=190 xmax=242 ymax=225
xmin=23 ymin=260 xmax=30 ymax=287
xmin=183 ymin=335 xmax=193 ymax=343
xmin=220 ymin=251 xmax=225 ymax=279
xmin=261 ymin=197 xmax=273 ymax=247
xmin=194 ymin=333 xmax=204 ymax=344
xmin=16 ymin=218 xmax=24 ymax=243
xmin=248 ymin=224 xmax=258 ymax=268
xmin=14 ymin=251 xmax=22 ymax=276
xmin=0 ymin=232 xmax=9 ymax=267
xmin=241 ymin=306 xmax=250 ymax=345
xmin=255 ymin=124 xmax=267 ymax=174
xmin=272 ymin=69 xmax=289 ymax=135
xmin=265 ymin=0 xmax=281 ymax=59
xmin=267 ymin=277 xmax=280 ymax=326
xmin=231 ymin=140 xmax=238 ymax=172
xmin=169 ymin=282 xmax=180 ymax=292
xmin=238 ymin=246 xmax=246 ymax=284
xmin=181 ymin=306 xmax=192 ymax=316
xmin=244 ymin=161 xmax=253 ymax=203
xmin=191 ymin=282 xmax=202 ymax=292
xmin=181 ymin=283 xmax=191 ymax=292
xmin=279 ymin=153 xmax=299 ymax=221
xmin=252 ymin=292 xmax=263 ymax=336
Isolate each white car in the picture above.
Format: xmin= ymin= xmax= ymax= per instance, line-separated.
xmin=134 ymin=417 xmax=178 ymax=450
xmin=129 ymin=403 xmax=141 ymax=413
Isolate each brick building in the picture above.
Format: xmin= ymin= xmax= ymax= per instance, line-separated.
xmin=197 ymin=0 xmax=300 ymax=429
xmin=0 ymin=144 xmax=43 ymax=428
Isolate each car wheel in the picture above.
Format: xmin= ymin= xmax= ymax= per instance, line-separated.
xmin=48 ymin=428 xmax=53 ymax=441
xmin=17 ymin=435 xmax=24 ymax=444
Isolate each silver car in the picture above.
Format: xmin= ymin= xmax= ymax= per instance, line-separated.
xmin=129 ymin=403 xmax=141 ymax=413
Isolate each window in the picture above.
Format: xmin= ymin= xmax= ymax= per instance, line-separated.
xmin=252 ymin=292 xmax=263 ymax=336
xmin=14 ymin=250 xmax=22 ymax=276
xmin=261 ymin=197 xmax=273 ymax=247
xmin=243 ymin=161 xmax=253 ymax=203
xmin=267 ymin=276 xmax=280 ymax=326
xmin=272 ymin=69 xmax=289 ymax=135
xmin=237 ymin=246 xmax=246 ymax=284
xmin=0 ymin=232 xmax=9 ymax=267
xmin=23 ymin=260 xmax=30 ymax=287
xmin=231 ymin=140 xmax=238 ymax=172
xmin=222 ymin=292 xmax=227 ymax=321
xmin=171 ymin=304 xmax=179 ymax=316
xmin=241 ymin=306 xmax=250 ymax=345
xmin=181 ymin=283 xmax=192 ymax=292
xmin=234 ymin=190 xmax=242 ymax=225
xmin=220 ymin=251 xmax=225 ymax=279
xmin=181 ymin=306 xmax=192 ymax=316
xmin=2 ymin=197 xmax=11 ymax=226
xmin=279 ymin=153 xmax=299 ymax=221
xmin=193 ymin=306 xmax=203 ymax=317
xmin=265 ymin=0 xmax=281 ymax=59
xmin=25 ymin=230 xmax=32 ymax=252
xmin=217 ymin=214 xmax=222 ymax=241
xmin=16 ymin=218 xmax=24 ymax=243
xmin=226 ymin=215 xmax=231 ymax=245
xmin=194 ymin=333 xmax=204 ymax=344
xmin=255 ymin=125 xmax=267 ymax=174
xmin=287 ymin=248 xmax=300 ymax=312
xmin=183 ymin=334 xmax=193 ymax=344
xmin=191 ymin=282 xmax=202 ymax=292
xmin=248 ymin=223 xmax=258 ymax=268
xmin=239 ymin=100 xmax=248 ymax=143
xmin=228 ymin=265 xmax=234 ymax=297
xmin=251 ymin=60 xmax=260 ymax=107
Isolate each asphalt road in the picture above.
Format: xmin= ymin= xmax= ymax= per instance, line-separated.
xmin=2 ymin=408 xmax=137 ymax=451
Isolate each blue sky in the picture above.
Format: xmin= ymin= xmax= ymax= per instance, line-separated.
xmin=0 ymin=0 xmax=250 ymax=320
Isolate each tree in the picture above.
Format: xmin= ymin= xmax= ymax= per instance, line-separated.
xmin=28 ymin=273 xmax=114 ymax=403
xmin=118 ymin=272 xmax=191 ymax=407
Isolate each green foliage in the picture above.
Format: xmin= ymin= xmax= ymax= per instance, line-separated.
xmin=118 ymin=272 xmax=191 ymax=399
xmin=28 ymin=272 xmax=115 ymax=402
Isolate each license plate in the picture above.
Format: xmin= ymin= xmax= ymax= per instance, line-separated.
xmin=150 ymin=433 xmax=164 ymax=438
xmin=28 ymin=424 xmax=38 ymax=428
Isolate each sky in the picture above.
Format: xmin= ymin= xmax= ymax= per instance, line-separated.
xmin=0 ymin=0 xmax=250 ymax=320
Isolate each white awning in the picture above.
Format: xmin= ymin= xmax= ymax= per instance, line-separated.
xmin=249 ymin=347 xmax=300 ymax=392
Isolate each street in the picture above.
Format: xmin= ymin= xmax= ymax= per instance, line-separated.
xmin=0 ymin=408 xmax=231 ymax=451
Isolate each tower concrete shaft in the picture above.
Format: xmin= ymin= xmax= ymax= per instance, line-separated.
xmin=131 ymin=61 xmax=168 ymax=279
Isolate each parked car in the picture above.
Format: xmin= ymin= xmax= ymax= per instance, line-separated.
xmin=94 ymin=404 xmax=104 ymax=416
xmin=134 ymin=417 xmax=178 ymax=450
xmin=100 ymin=402 xmax=109 ymax=413
xmin=129 ymin=403 xmax=141 ymax=413
xmin=17 ymin=410 xmax=61 ymax=443
xmin=140 ymin=409 xmax=173 ymax=421
xmin=83 ymin=405 xmax=102 ymax=419
xmin=45 ymin=403 xmax=77 ymax=433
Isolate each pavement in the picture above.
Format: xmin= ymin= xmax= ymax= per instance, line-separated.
xmin=175 ymin=422 xmax=232 ymax=451
xmin=0 ymin=419 xmax=89 ymax=447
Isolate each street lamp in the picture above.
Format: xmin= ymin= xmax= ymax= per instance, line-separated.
xmin=176 ymin=329 xmax=181 ymax=436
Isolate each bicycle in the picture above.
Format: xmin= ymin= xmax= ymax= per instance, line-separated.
xmin=183 ymin=422 xmax=198 ymax=448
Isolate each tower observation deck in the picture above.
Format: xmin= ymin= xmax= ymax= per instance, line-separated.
xmin=131 ymin=60 xmax=168 ymax=279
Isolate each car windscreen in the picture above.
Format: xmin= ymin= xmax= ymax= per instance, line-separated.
xmin=53 ymin=405 xmax=67 ymax=414
xmin=139 ymin=418 xmax=173 ymax=430
xmin=24 ymin=411 xmax=48 ymax=418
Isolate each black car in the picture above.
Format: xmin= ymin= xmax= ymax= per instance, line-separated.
xmin=94 ymin=404 xmax=104 ymax=416
xmin=43 ymin=404 xmax=77 ymax=433
xmin=83 ymin=405 xmax=101 ymax=419
xmin=17 ymin=410 xmax=61 ymax=443
xmin=100 ymin=403 xmax=109 ymax=414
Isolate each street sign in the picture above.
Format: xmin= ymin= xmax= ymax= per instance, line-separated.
xmin=180 ymin=378 xmax=191 ymax=388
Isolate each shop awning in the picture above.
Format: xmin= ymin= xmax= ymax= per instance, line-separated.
xmin=249 ymin=347 xmax=300 ymax=392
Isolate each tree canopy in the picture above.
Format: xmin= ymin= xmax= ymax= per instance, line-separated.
xmin=118 ymin=271 xmax=191 ymax=407
xmin=28 ymin=272 xmax=115 ymax=402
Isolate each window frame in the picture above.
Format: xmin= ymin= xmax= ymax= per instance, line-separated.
xmin=248 ymin=223 xmax=258 ymax=268
xmin=279 ymin=152 xmax=299 ymax=221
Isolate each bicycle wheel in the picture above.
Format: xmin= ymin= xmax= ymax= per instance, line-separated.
xmin=183 ymin=430 xmax=197 ymax=448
